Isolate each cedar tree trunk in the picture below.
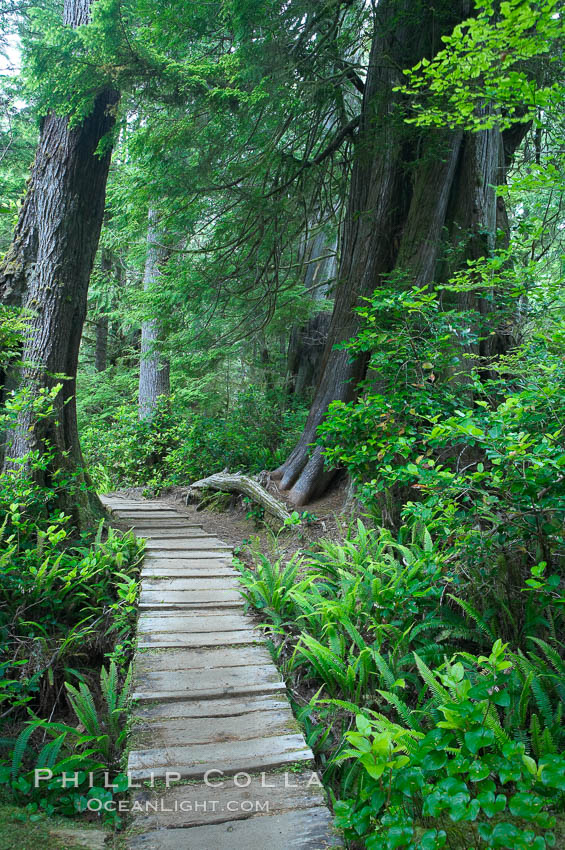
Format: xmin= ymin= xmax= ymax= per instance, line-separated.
xmin=0 ymin=0 xmax=118 ymax=526
xmin=273 ymin=0 xmax=525 ymax=506
xmin=287 ymin=228 xmax=336 ymax=398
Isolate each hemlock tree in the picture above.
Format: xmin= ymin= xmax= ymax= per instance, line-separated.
xmin=139 ymin=209 xmax=170 ymax=421
xmin=272 ymin=0 xmax=529 ymax=505
xmin=0 ymin=0 xmax=118 ymax=524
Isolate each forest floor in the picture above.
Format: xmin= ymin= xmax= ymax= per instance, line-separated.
xmin=110 ymin=477 xmax=355 ymax=563
xmin=0 ymin=803 xmax=107 ymax=850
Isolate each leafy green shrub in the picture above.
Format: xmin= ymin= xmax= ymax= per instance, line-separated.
xmin=81 ymin=385 xmax=308 ymax=490
xmin=319 ymin=286 xmax=564 ymax=646
xmin=0 ymin=462 xmax=143 ymax=716
xmin=332 ymin=642 xmax=565 ymax=850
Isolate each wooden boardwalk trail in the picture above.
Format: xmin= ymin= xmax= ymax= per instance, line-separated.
xmin=102 ymin=496 xmax=341 ymax=849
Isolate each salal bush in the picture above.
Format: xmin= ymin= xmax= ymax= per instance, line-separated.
xmin=319 ymin=285 xmax=564 ymax=607
xmin=333 ymin=643 xmax=565 ymax=850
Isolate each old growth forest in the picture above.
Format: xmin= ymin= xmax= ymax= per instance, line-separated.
xmin=1 ymin=0 xmax=565 ymax=847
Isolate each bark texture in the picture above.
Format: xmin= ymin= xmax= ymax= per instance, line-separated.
xmin=0 ymin=0 xmax=118 ymax=526
xmin=139 ymin=209 xmax=170 ymax=421
xmin=273 ymin=0 xmax=526 ymax=506
xmin=287 ymin=228 xmax=336 ymax=398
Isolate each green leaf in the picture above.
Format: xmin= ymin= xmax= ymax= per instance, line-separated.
xmin=464 ymin=728 xmax=495 ymax=754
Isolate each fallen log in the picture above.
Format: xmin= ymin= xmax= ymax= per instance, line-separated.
xmin=188 ymin=472 xmax=291 ymax=523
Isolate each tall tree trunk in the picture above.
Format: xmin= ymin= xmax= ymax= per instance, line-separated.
xmin=95 ymin=317 xmax=109 ymax=372
xmin=273 ymin=0 xmax=452 ymax=503
xmin=287 ymin=228 xmax=336 ymax=398
xmin=139 ymin=209 xmax=170 ymax=421
xmin=274 ymin=0 xmax=528 ymax=507
xmin=273 ymin=0 xmax=528 ymax=506
xmin=0 ymin=0 xmax=118 ymax=526
xmin=94 ymin=249 xmax=111 ymax=372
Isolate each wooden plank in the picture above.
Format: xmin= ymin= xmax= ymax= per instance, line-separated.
xmin=127 ymin=734 xmax=313 ymax=781
xmin=141 ymin=566 xmax=237 ymax=578
xmin=133 ymin=694 xmax=291 ymax=721
xmin=132 ymin=664 xmax=285 ymax=701
xmin=125 ymin=514 xmax=202 ymax=528
xmin=126 ymin=807 xmax=340 ymax=849
xmin=144 ymin=538 xmax=230 ymax=549
xmin=139 ymin=589 xmax=243 ymax=606
xmin=135 ymin=644 xmax=269 ymax=671
xmin=135 ymin=646 xmax=272 ymax=673
xmin=137 ymin=631 xmax=259 ymax=649
xmin=143 ymin=550 xmax=232 ymax=560
xmin=141 ymin=578 xmax=240 ymax=591
xmin=131 ymin=529 xmax=214 ymax=538
xmin=130 ymin=773 xmax=327 ymax=830
xmin=139 ymin=600 xmax=244 ymax=612
xmin=131 ymin=706 xmax=297 ymax=748
xmin=143 ymin=557 xmax=232 ymax=567
xmin=117 ymin=511 xmax=182 ymax=519
xmin=137 ymin=614 xmax=254 ymax=633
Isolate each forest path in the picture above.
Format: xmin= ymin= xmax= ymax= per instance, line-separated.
xmin=102 ymin=495 xmax=341 ymax=849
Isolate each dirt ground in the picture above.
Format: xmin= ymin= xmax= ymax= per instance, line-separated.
xmin=108 ymin=475 xmax=358 ymax=563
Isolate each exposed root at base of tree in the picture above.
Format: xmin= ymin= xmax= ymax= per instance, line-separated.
xmin=272 ymin=445 xmax=338 ymax=506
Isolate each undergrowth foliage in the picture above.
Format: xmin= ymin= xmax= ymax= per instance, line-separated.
xmin=0 ymin=311 xmax=144 ymax=824
xmin=319 ymin=285 xmax=565 ymax=586
xmin=80 ymin=386 xmax=308 ymax=492
xmin=237 ymin=520 xmax=565 ymax=848
xmin=0 ymin=468 xmax=142 ymax=718
xmin=3 ymin=661 xmax=133 ymax=823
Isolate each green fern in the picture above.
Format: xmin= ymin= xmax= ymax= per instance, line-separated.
xmin=530 ymin=713 xmax=542 ymax=759
xmin=518 ymin=671 xmax=533 ymax=726
xmin=448 ymin=595 xmax=495 ymax=643
xmin=36 ymin=734 xmax=66 ymax=770
xmin=527 ymin=636 xmax=565 ymax=678
xmin=377 ymin=689 xmax=421 ymax=730
xmin=484 ymin=703 xmax=510 ymax=748
xmin=413 ymin=653 xmax=451 ymax=706
xmin=371 ymin=647 xmax=397 ymax=691
xmin=11 ymin=723 xmax=39 ymax=780
xmin=65 ymin=680 xmax=100 ymax=737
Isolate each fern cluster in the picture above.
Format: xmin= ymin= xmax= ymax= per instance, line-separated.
xmin=2 ymin=661 xmax=132 ymax=821
xmin=240 ymin=519 xmax=565 ymax=845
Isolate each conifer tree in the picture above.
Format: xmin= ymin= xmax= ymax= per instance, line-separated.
xmin=0 ymin=0 xmax=118 ymax=524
